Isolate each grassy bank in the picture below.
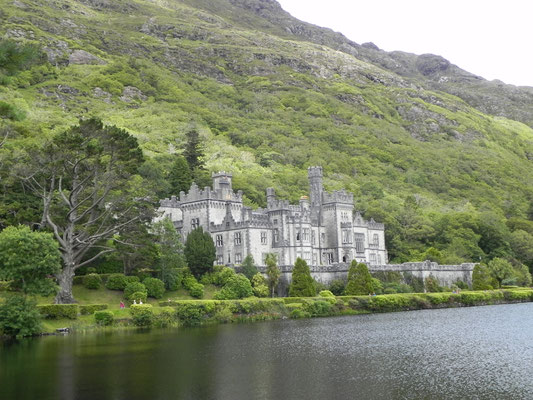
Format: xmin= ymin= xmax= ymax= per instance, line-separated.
xmin=13 ymin=287 xmax=533 ymax=334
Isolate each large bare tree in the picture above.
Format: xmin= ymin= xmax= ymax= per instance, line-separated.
xmin=20 ymin=118 xmax=153 ymax=303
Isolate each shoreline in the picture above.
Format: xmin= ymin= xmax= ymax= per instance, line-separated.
xmin=17 ymin=288 xmax=533 ymax=338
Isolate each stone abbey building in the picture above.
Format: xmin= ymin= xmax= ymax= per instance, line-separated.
xmin=159 ymin=166 xmax=388 ymax=268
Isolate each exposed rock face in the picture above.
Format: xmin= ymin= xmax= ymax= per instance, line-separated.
xmin=416 ymin=54 xmax=451 ymax=76
xmin=68 ymin=50 xmax=105 ymax=65
xmin=119 ymin=86 xmax=147 ymax=103
xmin=93 ymin=87 xmax=112 ymax=103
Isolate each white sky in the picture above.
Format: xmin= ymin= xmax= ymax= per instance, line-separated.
xmin=277 ymin=0 xmax=533 ymax=87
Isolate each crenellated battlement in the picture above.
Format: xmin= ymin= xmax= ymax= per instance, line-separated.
xmin=322 ymin=189 xmax=354 ymax=205
xmin=160 ymin=195 xmax=180 ymax=208
xmin=179 ymin=182 xmax=243 ymax=203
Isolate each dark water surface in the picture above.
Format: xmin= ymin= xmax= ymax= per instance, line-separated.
xmin=2 ymin=303 xmax=533 ymax=400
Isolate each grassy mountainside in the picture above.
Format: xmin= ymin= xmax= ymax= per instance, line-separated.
xmin=1 ymin=0 xmax=533 ymax=264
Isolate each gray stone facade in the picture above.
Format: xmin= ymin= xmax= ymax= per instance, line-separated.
xmin=158 ymin=166 xmax=388 ymax=267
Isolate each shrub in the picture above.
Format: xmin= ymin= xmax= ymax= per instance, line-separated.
xmin=302 ymin=300 xmax=333 ymax=317
xmin=153 ymin=307 xmax=176 ymax=328
xmin=289 ymin=258 xmax=315 ymax=297
xmin=37 ymin=304 xmax=78 ymax=319
xmin=503 ymin=290 xmax=533 ymax=302
xmin=130 ymin=304 xmax=154 ymax=327
xmin=188 ymin=282 xmax=204 ymax=298
xmin=328 ymin=280 xmax=346 ymax=296
xmin=367 ymin=294 xmax=415 ymax=312
xmin=251 ymin=273 xmax=269 ymax=297
xmin=143 ymin=277 xmax=166 ymax=299
xmin=86 ymin=267 xmax=97 ymax=274
xmin=174 ymin=301 xmax=215 ymax=326
xmin=83 ymin=273 xmax=102 ymax=290
xmin=106 ymin=274 xmax=140 ymax=290
xmin=423 ymin=293 xmax=453 ymax=305
xmin=124 ymin=282 xmax=147 ymax=300
xmin=290 ymin=308 xmax=311 ymax=319
xmin=214 ymin=304 xmax=234 ymax=323
xmin=129 ymin=291 xmax=148 ymax=304
xmin=79 ymin=304 xmax=108 ymax=315
xmin=319 ymin=290 xmax=335 ymax=298
xmin=183 ymin=275 xmax=204 ymax=298
xmin=345 ymin=262 xmax=374 ymax=295
xmin=0 ymin=295 xmax=41 ymax=338
xmin=94 ymin=310 xmax=114 ymax=326
xmin=214 ymin=274 xmax=253 ymax=300
xmin=424 ymin=276 xmax=443 ymax=293
xmin=213 ymin=267 xmax=236 ymax=287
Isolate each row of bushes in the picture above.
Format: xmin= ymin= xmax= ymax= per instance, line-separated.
xmin=37 ymin=304 xmax=108 ymax=319
xmin=78 ymin=271 xmax=205 ymax=300
xmin=157 ymin=289 xmax=533 ymax=326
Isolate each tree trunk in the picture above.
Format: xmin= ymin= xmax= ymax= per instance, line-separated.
xmin=55 ymin=265 xmax=76 ymax=304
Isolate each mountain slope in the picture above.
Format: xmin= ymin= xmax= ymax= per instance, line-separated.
xmin=1 ymin=0 xmax=533 ymax=263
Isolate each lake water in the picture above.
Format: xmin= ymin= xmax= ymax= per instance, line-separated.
xmin=2 ymin=303 xmax=533 ymax=400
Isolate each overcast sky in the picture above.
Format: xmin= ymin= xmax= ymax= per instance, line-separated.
xmin=277 ymin=0 xmax=533 ymax=87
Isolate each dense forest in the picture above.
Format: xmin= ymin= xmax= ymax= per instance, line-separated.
xmin=1 ymin=0 xmax=532 ymax=277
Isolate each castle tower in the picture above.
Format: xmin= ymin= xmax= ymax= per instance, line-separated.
xmin=266 ymin=187 xmax=276 ymax=208
xmin=212 ymin=171 xmax=232 ymax=199
xmin=308 ymin=166 xmax=323 ymax=209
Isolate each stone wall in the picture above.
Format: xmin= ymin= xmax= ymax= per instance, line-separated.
xmin=253 ymin=261 xmax=475 ymax=296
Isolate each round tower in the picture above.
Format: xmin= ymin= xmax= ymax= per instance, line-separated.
xmin=308 ymin=166 xmax=323 ymax=209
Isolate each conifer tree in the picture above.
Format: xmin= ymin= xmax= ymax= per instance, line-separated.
xmin=184 ymin=127 xmax=203 ymax=172
xmin=168 ymin=155 xmax=192 ymax=195
xmin=241 ymin=254 xmax=258 ymax=280
xmin=289 ymin=257 xmax=315 ymax=297
xmin=345 ymin=261 xmax=375 ymax=295
xmin=184 ymin=227 xmax=216 ymax=278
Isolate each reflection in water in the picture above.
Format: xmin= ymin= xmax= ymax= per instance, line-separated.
xmin=2 ymin=303 xmax=533 ymax=399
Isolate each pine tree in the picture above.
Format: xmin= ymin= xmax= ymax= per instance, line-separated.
xmin=168 ymin=155 xmax=192 ymax=195
xmin=289 ymin=257 xmax=315 ymax=297
xmin=184 ymin=127 xmax=203 ymax=171
xmin=241 ymin=254 xmax=258 ymax=280
xmin=184 ymin=227 xmax=216 ymax=278
xmin=345 ymin=261 xmax=375 ymax=295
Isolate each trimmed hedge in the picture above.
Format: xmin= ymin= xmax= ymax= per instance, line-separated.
xmin=94 ymin=310 xmax=114 ymax=326
xmin=83 ymin=274 xmax=102 ymax=290
xmin=37 ymin=304 xmax=78 ymax=319
xmin=106 ymin=274 xmax=140 ymax=290
xmin=143 ymin=277 xmax=166 ymax=299
xmin=73 ymin=273 xmax=112 ymax=285
xmin=130 ymin=304 xmax=154 ymax=327
xmin=124 ymin=282 xmax=147 ymax=300
xmin=79 ymin=304 xmax=108 ymax=315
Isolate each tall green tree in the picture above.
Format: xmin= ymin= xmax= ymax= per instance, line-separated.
xmin=153 ymin=218 xmax=186 ymax=289
xmin=345 ymin=261 xmax=374 ymax=295
xmin=18 ymin=118 xmax=152 ymax=303
xmin=472 ymin=264 xmax=493 ymax=290
xmin=184 ymin=227 xmax=216 ymax=278
xmin=241 ymin=254 xmax=258 ymax=280
xmin=0 ymin=225 xmax=61 ymax=295
xmin=0 ymin=225 xmax=62 ymax=338
xmin=289 ymin=257 xmax=315 ymax=297
xmin=168 ymin=155 xmax=192 ymax=196
xmin=265 ymin=253 xmax=280 ymax=297
xmin=184 ymin=127 xmax=203 ymax=172
xmin=487 ymin=258 xmax=514 ymax=288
